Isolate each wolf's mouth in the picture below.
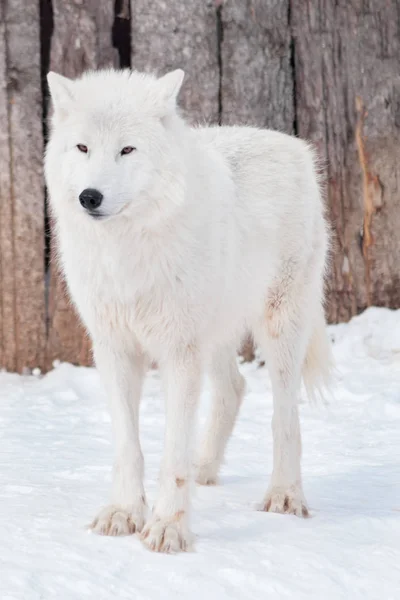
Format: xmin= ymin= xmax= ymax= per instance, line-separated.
xmin=87 ymin=211 xmax=106 ymax=220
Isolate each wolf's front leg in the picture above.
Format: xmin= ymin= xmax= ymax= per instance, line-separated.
xmin=90 ymin=341 xmax=147 ymax=536
xmin=141 ymin=347 xmax=202 ymax=553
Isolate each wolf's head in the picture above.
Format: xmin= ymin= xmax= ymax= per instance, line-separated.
xmin=45 ymin=69 xmax=186 ymax=225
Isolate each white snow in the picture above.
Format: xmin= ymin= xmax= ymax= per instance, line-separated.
xmin=1 ymin=307 xmax=400 ymax=600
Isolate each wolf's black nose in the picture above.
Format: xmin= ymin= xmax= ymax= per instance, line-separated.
xmin=79 ymin=188 xmax=103 ymax=211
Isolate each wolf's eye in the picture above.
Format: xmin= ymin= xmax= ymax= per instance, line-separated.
xmin=121 ymin=146 xmax=136 ymax=155
xmin=77 ymin=144 xmax=88 ymax=153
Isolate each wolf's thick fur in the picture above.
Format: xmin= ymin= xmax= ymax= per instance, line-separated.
xmin=45 ymin=69 xmax=332 ymax=553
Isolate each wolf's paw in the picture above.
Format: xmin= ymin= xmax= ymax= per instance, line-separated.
xmin=90 ymin=502 xmax=146 ymax=536
xmin=195 ymin=461 xmax=219 ymax=486
xmin=140 ymin=512 xmax=193 ymax=553
xmin=261 ymin=485 xmax=309 ymax=518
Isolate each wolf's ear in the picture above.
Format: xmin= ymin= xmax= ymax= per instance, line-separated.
xmin=47 ymin=72 xmax=75 ymax=119
xmin=157 ymin=69 xmax=184 ymax=114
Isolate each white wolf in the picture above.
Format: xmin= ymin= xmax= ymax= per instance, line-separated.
xmin=45 ymin=68 xmax=332 ymax=553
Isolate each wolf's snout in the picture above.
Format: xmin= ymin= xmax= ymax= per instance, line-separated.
xmin=79 ymin=188 xmax=103 ymax=212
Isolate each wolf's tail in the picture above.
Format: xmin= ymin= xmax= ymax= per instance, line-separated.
xmin=302 ymin=310 xmax=334 ymax=402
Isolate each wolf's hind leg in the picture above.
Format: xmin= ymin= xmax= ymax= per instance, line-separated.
xmin=196 ymin=348 xmax=245 ymax=485
xmin=257 ymin=278 xmax=312 ymax=518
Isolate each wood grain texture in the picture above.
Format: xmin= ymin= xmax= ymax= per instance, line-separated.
xmin=2 ymin=1 xmax=400 ymax=372
xmin=130 ymin=0 xmax=219 ymax=123
xmin=0 ymin=0 xmax=46 ymax=372
xmin=292 ymin=0 xmax=400 ymax=322
xmin=50 ymin=0 xmax=117 ymax=77
xmin=46 ymin=0 xmax=118 ymax=368
xmin=220 ymin=0 xmax=294 ymax=131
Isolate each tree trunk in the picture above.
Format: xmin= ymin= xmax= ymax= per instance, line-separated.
xmin=292 ymin=0 xmax=400 ymax=322
xmin=0 ymin=0 xmax=46 ymax=372
xmin=45 ymin=0 xmax=117 ymax=369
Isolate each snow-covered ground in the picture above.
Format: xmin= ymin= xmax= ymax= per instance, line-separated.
xmin=1 ymin=307 xmax=400 ymax=600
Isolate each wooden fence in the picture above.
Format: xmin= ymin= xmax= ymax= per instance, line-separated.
xmin=1 ymin=0 xmax=399 ymax=372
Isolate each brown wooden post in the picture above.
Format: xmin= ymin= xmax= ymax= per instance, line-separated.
xmin=130 ymin=0 xmax=219 ymax=123
xmin=292 ymin=1 xmax=400 ymax=322
xmin=220 ymin=0 xmax=294 ymax=131
xmin=0 ymin=0 xmax=46 ymax=372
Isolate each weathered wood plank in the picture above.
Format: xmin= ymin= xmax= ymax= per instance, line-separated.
xmin=0 ymin=0 xmax=46 ymax=372
xmin=220 ymin=0 xmax=294 ymax=131
xmin=131 ymin=0 xmax=219 ymax=123
xmin=292 ymin=0 xmax=400 ymax=322
xmin=50 ymin=0 xmax=117 ymax=78
xmin=46 ymin=0 xmax=117 ymax=368
xmin=0 ymin=3 xmax=14 ymax=371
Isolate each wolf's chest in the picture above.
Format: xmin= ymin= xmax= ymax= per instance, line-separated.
xmin=88 ymin=285 xmax=192 ymax=358
xmin=64 ymin=241 xmax=192 ymax=349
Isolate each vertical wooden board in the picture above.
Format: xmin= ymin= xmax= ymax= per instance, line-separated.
xmin=49 ymin=0 xmax=117 ymax=77
xmin=46 ymin=0 xmax=117 ymax=369
xmin=220 ymin=0 xmax=294 ymax=130
xmin=130 ymin=0 xmax=219 ymax=123
xmin=46 ymin=269 xmax=92 ymax=367
xmin=0 ymin=3 xmax=16 ymax=371
xmin=292 ymin=1 xmax=400 ymax=322
xmin=0 ymin=0 xmax=46 ymax=372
